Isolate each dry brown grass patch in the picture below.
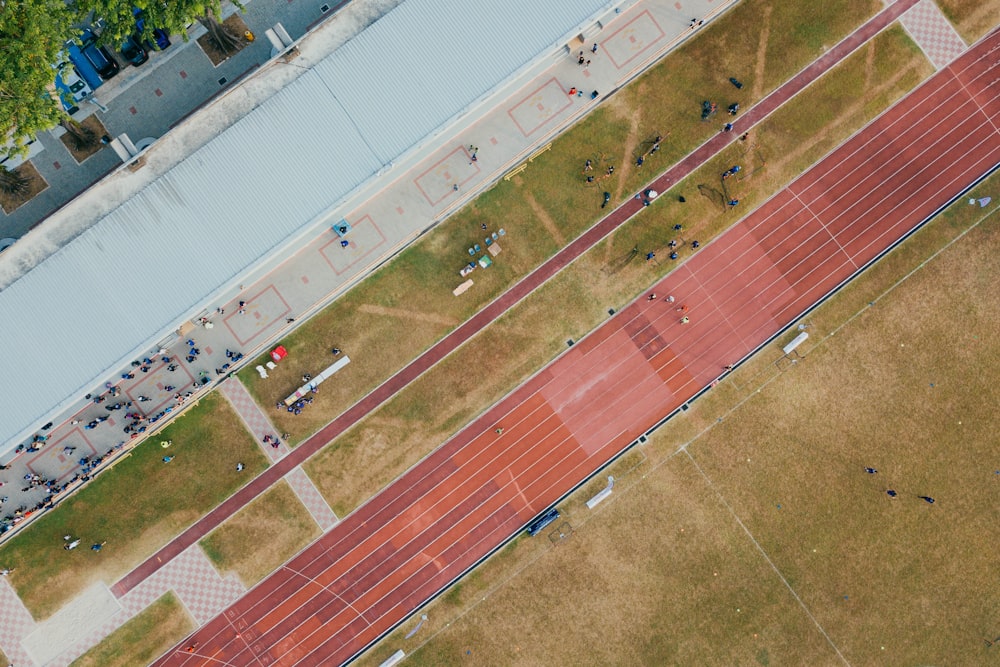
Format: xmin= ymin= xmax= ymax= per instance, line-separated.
xmin=0 ymin=161 xmax=48 ymax=213
xmin=59 ymin=115 xmax=108 ymax=163
xmin=200 ymin=480 xmax=321 ymax=586
xmin=70 ymin=592 xmax=193 ymax=667
xmin=937 ymin=0 xmax=1000 ymax=43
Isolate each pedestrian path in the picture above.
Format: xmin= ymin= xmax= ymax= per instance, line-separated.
xmin=0 ymin=0 xmax=730 ymax=542
xmin=0 ymin=0 xmax=928 ymax=663
xmin=219 ymin=378 xmax=289 ymax=463
xmin=0 ymin=544 xmax=245 ymax=667
xmin=900 ymin=0 xmax=967 ymax=68
xmin=0 ymin=578 xmax=35 ymax=666
xmin=285 ymin=466 xmax=339 ymax=530
xmin=113 ymin=0 xmax=923 ymax=605
xmin=220 ymin=377 xmax=338 ymax=529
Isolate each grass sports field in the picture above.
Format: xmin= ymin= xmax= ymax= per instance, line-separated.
xmin=304 ymin=23 xmax=932 ymax=517
xmin=240 ymin=0 xmax=880 ymax=443
xmin=357 ymin=171 xmax=1000 ymax=667
xmin=199 ymin=479 xmax=321 ymax=587
xmin=69 ymin=593 xmax=192 ymax=667
xmin=0 ymin=393 xmax=267 ymax=619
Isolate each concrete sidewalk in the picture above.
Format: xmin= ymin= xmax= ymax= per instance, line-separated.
xmin=1 ymin=0 xmax=728 ymax=539
xmin=0 ymin=0 xmax=941 ymax=661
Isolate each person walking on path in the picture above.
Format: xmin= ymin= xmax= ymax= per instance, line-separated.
xmin=680 ymin=316 xmax=689 ymax=324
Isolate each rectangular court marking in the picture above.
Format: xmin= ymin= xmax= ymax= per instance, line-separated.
xmin=507 ymin=77 xmax=573 ymax=138
xmin=29 ymin=427 xmax=97 ymax=482
xmin=224 ymin=285 xmax=293 ymax=347
xmin=413 ymin=147 xmax=481 ymax=206
xmin=604 ymin=9 xmax=667 ymax=70
xmin=318 ymin=215 xmax=389 ymax=276
xmin=126 ymin=362 xmax=193 ymax=416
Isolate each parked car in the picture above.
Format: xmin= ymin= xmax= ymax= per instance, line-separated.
xmin=80 ymin=29 xmax=120 ymax=80
xmin=53 ymin=64 xmax=94 ymax=114
xmin=65 ymin=42 xmax=105 ymax=90
xmin=119 ymin=34 xmax=148 ymax=66
xmin=133 ymin=8 xmax=172 ymax=51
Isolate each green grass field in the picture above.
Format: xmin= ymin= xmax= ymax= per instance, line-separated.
xmin=0 ymin=393 xmax=269 ymax=619
xmin=305 ymin=24 xmax=932 ymax=517
xmin=70 ymin=592 xmax=193 ymax=667
xmin=357 ymin=172 xmax=1000 ymax=667
xmin=241 ymin=0 xmax=880 ymax=444
xmin=200 ymin=479 xmax=321 ymax=587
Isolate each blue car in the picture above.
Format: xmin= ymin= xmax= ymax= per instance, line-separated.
xmin=65 ymin=42 xmax=105 ymax=90
xmin=133 ymin=9 xmax=172 ymax=51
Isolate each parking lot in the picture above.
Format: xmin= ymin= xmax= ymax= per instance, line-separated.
xmin=0 ymin=0 xmax=351 ymax=240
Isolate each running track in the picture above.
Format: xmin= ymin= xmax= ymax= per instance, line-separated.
xmin=151 ymin=20 xmax=1000 ymax=667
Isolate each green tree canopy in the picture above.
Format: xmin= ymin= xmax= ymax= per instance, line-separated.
xmin=0 ymin=0 xmax=77 ymax=159
xmin=82 ymin=0 xmax=236 ymax=45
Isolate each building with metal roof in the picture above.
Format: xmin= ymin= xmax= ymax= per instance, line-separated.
xmin=0 ymin=0 xmax=618 ymax=453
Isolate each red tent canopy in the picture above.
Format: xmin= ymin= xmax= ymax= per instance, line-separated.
xmin=270 ymin=346 xmax=288 ymax=362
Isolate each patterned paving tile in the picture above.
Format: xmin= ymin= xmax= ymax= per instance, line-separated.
xmin=219 ymin=377 xmax=289 ymax=462
xmin=123 ymin=544 xmax=246 ymax=625
xmin=285 ymin=466 xmax=339 ymax=531
xmin=0 ymin=578 xmax=38 ymax=666
xmin=44 ymin=545 xmax=245 ymax=666
xmin=900 ymin=0 xmax=966 ymax=69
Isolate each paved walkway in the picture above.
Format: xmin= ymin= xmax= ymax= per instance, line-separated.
xmin=900 ymin=0 xmax=967 ymax=69
xmin=0 ymin=544 xmax=246 ymax=667
xmin=114 ymin=0 xmax=921 ymax=608
xmin=221 ymin=378 xmax=339 ymax=530
xmin=0 ymin=0 xmax=726 ymax=543
xmin=0 ymin=0 xmax=941 ymax=663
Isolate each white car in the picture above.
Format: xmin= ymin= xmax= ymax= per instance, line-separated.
xmin=53 ymin=54 xmax=94 ymax=113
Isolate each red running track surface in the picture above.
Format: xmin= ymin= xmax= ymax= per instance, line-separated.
xmin=152 ymin=27 xmax=1000 ymax=667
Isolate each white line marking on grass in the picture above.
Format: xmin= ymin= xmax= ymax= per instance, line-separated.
xmin=682 ymin=449 xmax=852 ymax=666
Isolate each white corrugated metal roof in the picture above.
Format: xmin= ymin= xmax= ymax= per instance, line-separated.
xmin=0 ymin=0 xmax=613 ymax=452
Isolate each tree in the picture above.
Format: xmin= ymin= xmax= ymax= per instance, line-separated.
xmin=0 ymin=166 xmax=30 ymax=197
xmin=0 ymin=0 xmax=78 ymax=160
xmin=60 ymin=118 xmax=98 ymax=152
xmin=80 ymin=0 xmax=243 ymax=47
